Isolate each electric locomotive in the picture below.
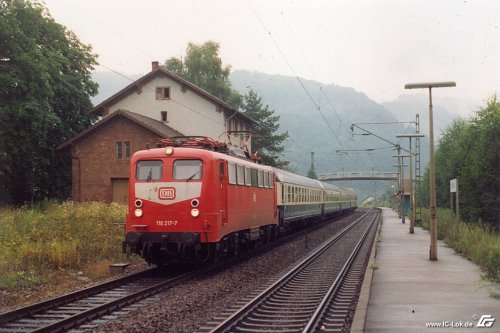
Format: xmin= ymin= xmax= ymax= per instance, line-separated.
xmin=123 ymin=137 xmax=278 ymax=264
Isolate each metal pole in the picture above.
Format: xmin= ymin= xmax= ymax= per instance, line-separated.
xmin=409 ymin=139 xmax=414 ymax=233
xmin=398 ymin=161 xmax=403 ymax=218
xmin=428 ymin=87 xmax=438 ymax=260
xmin=456 ymin=178 xmax=459 ymax=220
xmin=393 ymin=158 xmax=404 ymax=221
xmin=401 ymin=157 xmax=405 ymax=224
xmin=397 ymin=133 xmax=424 ymax=233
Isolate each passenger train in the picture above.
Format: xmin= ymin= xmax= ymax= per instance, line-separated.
xmin=123 ymin=137 xmax=357 ymax=265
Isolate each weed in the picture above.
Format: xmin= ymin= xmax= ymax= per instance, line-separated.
xmin=421 ymin=208 xmax=500 ymax=283
xmin=0 ymin=270 xmax=41 ymax=290
xmin=0 ymin=201 xmax=132 ymax=290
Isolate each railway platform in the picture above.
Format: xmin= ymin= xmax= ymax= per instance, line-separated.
xmin=356 ymin=207 xmax=499 ymax=333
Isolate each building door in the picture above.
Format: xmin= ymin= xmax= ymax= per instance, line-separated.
xmin=112 ymin=178 xmax=129 ymax=204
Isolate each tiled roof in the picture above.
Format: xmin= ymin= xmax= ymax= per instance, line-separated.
xmin=58 ymin=109 xmax=183 ymax=150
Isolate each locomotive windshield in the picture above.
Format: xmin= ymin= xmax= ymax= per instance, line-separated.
xmin=173 ymin=159 xmax=202 ymax=180
xmin=136 ymin=160 xmax=162 ymax=181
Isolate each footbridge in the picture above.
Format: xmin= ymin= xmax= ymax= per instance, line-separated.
xmin=318 ymin=171 xmax=400 ymax=181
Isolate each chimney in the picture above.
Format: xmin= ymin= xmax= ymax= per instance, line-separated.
xmin=152 ymin=61 xmax=159 ymax=71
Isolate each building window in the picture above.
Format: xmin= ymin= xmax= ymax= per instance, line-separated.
xmin=116 ymin=141 xmax=130 ymax=159
xmin=156 ymin=86 xmax=170 ymax=100
xmin=124 ymin=141 xmax=130 ymax=158
xmin=161 ymin=111 xmax=167 ymax=122
xmin=116 ymin=142 xmax=122 ymax=159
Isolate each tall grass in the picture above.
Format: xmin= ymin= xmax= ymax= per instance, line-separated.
xmin=421 ymin=208 xmax=500 ymax=282
xmin=0 ymin=201 xmax=130 ymax=290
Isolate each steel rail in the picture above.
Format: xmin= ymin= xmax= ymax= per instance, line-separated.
xmin=0 ymin=267 xmax=159 ymax=325
xmin=205 ymin=211 xmax=371 ymax=332
xmin=302 ymin=210 xmax=379 ymax=332
xmin=29 ymin=269 xmax=202 ymax=333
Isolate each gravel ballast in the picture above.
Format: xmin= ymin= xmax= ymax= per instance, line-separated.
xmin=92 ymin=215 xmax=359 ymax=333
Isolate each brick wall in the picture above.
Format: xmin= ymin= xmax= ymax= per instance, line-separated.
xmin=70 ymin=117 xmax=160 ymax=203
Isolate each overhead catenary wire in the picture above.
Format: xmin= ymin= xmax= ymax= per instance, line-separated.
xmin=272 ymin=1 xmax=373 ymax=171
xmin=59 ymin=1 xmax=228 ymax=129
xmin=246 ymin=0 xmax=368 ymax=171
xmin=62 ymin=0 xmax=155 ymax=60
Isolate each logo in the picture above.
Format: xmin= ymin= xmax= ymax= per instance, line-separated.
xmin=476 ymin=314 xmax=495 ymax=328
xmin=158 ymin=187 xmax=176 ymax=200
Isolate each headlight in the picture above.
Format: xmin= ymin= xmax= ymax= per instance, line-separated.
xmin=191 ymin=199 xmax=199 ymax=207
xmin=191 ymin=209 xmax=199 ymax=217
xmin=134 ymin=199 xmax=143 ymax=208
xmin=165 ymin=147 xmax=174 ymax=155
xmin=134 ymin=209 xmax=143 ymax=217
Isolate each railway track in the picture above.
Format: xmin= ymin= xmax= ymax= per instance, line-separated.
xmin=0 ymin=266 xmax=199 ymax=333
xmin=0 ymin=211 xmax=363 ymax=333
xmin=198 ymin=209 xmax=379 ymax=333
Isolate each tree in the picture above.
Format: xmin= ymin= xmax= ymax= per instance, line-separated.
xmin=0 ymin=0 xmax=98 ymax=204
xmin=241 ymin=90 xmax=289 ymax=168
xmin=458 ymin=96 xmax=499 ymax=227
xmin=165 ymin=41 xmax=241 ymax=107
xmin=430 ymin=96 xmax=500 ymax=229
xmin=433 ymin=118 xmax=470 ymax=207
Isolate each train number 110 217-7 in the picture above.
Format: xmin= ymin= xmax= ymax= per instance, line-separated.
xmin=156 ymin=220 xmax=178 ymax=226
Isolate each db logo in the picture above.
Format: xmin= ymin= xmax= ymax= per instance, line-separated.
xmin=158 ymin=187 xmax=176 ymax=200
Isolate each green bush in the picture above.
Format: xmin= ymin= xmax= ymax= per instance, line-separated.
xmin=486 ymin=247 xmax=500 ymax=281
xmin=421 ymin=208 xmax=500 ymax=282
xmin=0 ymin=202 xmax=129 ymax=290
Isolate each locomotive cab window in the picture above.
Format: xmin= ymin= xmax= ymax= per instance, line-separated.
xmin=136 ymin=160 xmax=163 ymax=181
xmin=173 ymin=160 xmax=202 ymax=180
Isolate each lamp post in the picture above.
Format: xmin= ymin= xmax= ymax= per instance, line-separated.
xmin=405 ymin=81 xmax=456 ymax=260
xmin=397 ymin=134 xmax=425 ymax=234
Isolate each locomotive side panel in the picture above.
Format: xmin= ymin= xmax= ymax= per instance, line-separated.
xmin=224 ymin=162 xmax=277 ymax=234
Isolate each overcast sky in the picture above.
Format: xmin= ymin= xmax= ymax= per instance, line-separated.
xmin=44 ymin=0 xmax=499 ymax=113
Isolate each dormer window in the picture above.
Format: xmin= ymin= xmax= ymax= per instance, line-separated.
xmin=156 ymin=87 xmax=170 ymax=100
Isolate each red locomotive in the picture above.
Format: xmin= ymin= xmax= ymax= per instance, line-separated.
xmin=123 ymin=137 xmax=356 ymax=265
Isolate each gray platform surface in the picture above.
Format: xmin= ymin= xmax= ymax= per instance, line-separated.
xmin=364 ymin=208 xmax=499 ymax=333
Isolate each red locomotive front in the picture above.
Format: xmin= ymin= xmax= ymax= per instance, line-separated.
xmin=123 ymin=145 xmax=278 ymax=265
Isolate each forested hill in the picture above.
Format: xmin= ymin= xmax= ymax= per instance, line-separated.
xmin=92 ymin=69 xmax=481 ymax=200
xmin=230 ymin=70 xmax=429 ymax=176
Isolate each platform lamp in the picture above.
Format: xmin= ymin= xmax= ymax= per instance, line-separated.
xmin=404 ymin=81 xmax=456 ymax=260
xmin=397 ymin=134 xmax=425 ymax=234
